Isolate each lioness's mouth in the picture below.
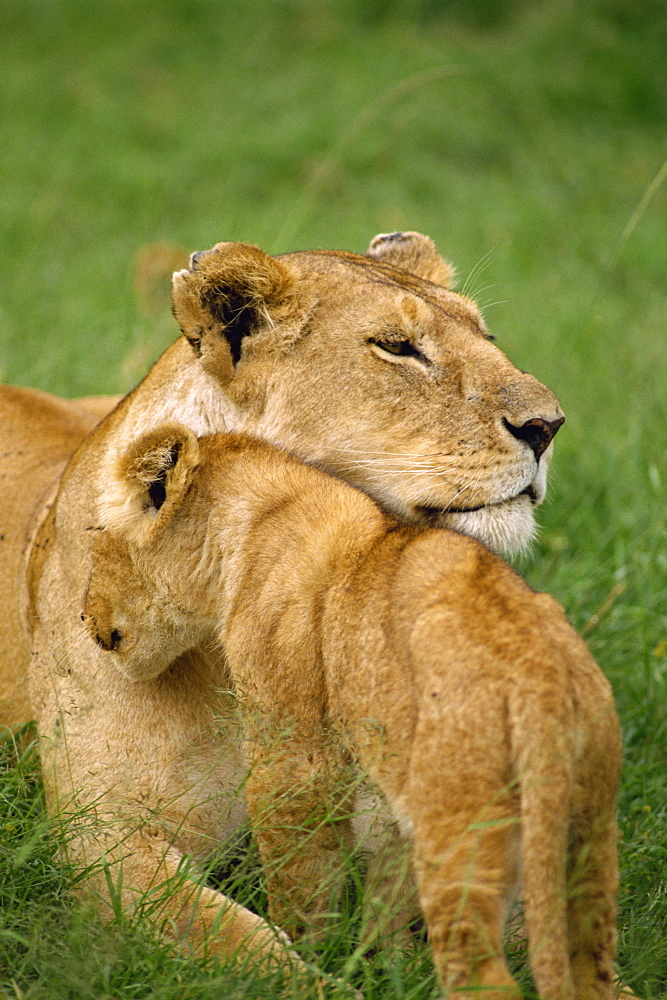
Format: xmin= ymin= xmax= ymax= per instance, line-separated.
xmin=414 ymin=487 xmax=537 ymax=523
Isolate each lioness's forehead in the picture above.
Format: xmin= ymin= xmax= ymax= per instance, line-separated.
xmin=282 ymin=249 xmax=486 ymax=333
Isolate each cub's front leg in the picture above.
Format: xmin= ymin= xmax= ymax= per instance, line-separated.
xmin=243 ymin=722 xmax=355 ymax=945
xmin=232 ymin=664 xmax=419 ymax=950
xmin=227 ymin=621 xmax=357 ymax=945
xmin=351 ymin=796 xmax=421 ymax=951
xmin=244 ymin=725 xmax=422 ymax=954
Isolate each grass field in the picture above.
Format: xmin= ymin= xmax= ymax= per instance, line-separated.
xmin=1 ymin=0 xmax=666 ymax=997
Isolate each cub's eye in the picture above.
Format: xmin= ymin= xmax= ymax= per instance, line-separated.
xmin=369 ymin=338 xmax=427 ymax=362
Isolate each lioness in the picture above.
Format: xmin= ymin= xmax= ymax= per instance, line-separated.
xmin=80 ymin=423 xmax=621 ymax=1000
xmin=20 ymin=233 xmax=565 ymax=971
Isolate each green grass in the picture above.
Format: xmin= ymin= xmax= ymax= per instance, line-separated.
xmin=0 ymin=0 xmax=665 ymax=996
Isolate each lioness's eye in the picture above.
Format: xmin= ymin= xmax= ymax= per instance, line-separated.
xmin=370 ymin=338 xmax=426 ymax=362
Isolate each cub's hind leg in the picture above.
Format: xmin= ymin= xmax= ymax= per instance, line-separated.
xmin=412 ymin=800 xmax=522 ymax=1000
xmin=407 ymin=697 xmax=523 ymax=1000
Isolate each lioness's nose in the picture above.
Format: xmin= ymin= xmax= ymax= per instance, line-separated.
xmin=504 ymin=415 xmax=565 ymax=461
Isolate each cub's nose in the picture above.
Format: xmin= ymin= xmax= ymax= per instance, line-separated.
xmin=95 ymin=626 xmax=123 ymax=652
xmin=81 ymin=612 xmax=123 ymax=652
xmin=504 ymin=415 xmax=565 ymax=461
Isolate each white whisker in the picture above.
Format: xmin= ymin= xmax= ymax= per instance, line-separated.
xmin=460 ymin=248 xmax=495 ymax=298
xmin=332 ymin=447 xmax=449 ymax=460
xmin=465 ymin=283 xmax=495 ymax=301
xmin=478 ymin=299 xmax=508 ymax=313
xmin=335 ymin=460 xmax=448 ymax=478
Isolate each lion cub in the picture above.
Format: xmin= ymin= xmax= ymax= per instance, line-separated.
xmin=84 ymin=424 xmax=621 ymax=1000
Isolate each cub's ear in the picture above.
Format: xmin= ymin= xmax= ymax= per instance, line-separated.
xmin=171 ymin=241 xmax=309 ymax=381
xmin=98 ymin=424 xmax=200 ymax=545
xmin=366 ymin=231 xmax=455 ymax=288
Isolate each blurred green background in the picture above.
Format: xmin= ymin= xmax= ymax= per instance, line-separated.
xmin=1 ymin=1 xmax=666 ymax=996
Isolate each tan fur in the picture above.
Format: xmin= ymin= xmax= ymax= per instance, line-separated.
xmin=9 ymin=233 xmax=565 ymax=973
xmin=80 ymin=425 xmax=622 ymax=1000
xmin=74 ymin=393 xmax=123 ymax=421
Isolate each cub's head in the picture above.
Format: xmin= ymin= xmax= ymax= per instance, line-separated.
xmin=83 ymin=424 xmax=210 ymax=682
xmin=171 ymin=231 xmax=563 ymax=556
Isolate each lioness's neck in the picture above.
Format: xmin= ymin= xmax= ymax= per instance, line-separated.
xmin=120 ymin=339 xmax=240 ymax=440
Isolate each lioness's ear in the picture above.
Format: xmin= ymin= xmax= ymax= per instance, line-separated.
xmin=366 ymin=231 xmax=455 ymax=288
xmin=98 ymin=424 xmax=200 ymax=545
xmin=171 ymin=241 xmax=306 ymax=380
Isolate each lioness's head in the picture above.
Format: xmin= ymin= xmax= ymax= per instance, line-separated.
xmin=171 ymin=231 xmax=563 ymax=555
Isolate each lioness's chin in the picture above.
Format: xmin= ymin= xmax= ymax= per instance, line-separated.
xmin=441 ymin=496 xmax=537 ymax=557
